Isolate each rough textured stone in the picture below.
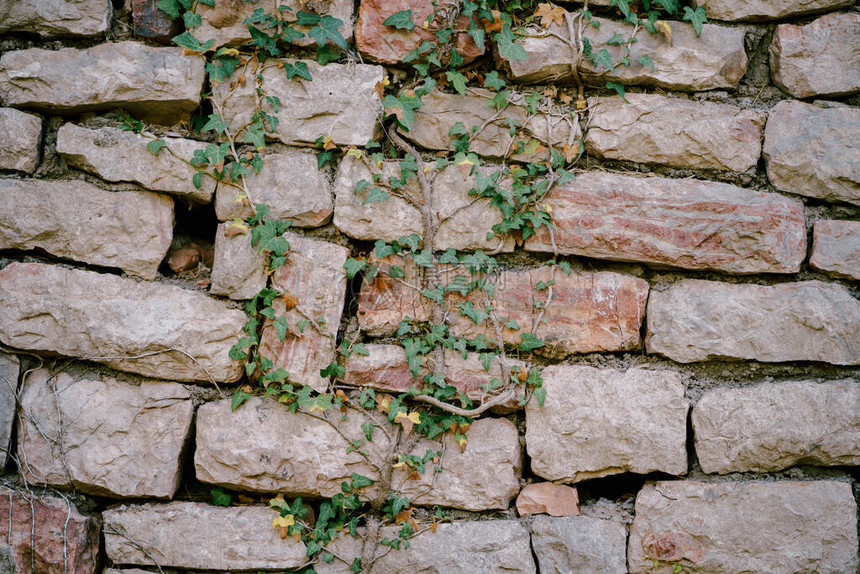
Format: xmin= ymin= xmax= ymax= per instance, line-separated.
xmin=356 ymin=0 xmax=484 ymax=65
xmin=507 ymin=16 xmax=747 ymax=91
xmin=257 ymin=234 xmax=349 ymax=392
xmin=0 ymin=178 xmax=173 ymax=280
xmin=57 ymin=123 xmax=215 ymax=203
xmin=17 ymin=367 xmax=193 ymax=498
xmin=215 ymin=148 xmax=332 ymax=226
xmin=693 ymin=380 xmax=860 ymax=474
xmin=628 ymin=480 xmax=859 ymax=573
xmin=317 ymin=521 xmax=536 ymax=574
xmin=0 ymin=0 xmax=111 ymax=37
xmin=525 ymin=172 xmax=806 ymax=274
xmin=210 ymin=222 xmax=267 ymax=300
xmin=195 ymin=0 xmax=354 ymax=48
xmin=359 ymin=259 xmax=649 ymax=356
xmin=132 ymin=0 xmax=181 ymax=41
xmin=0 ymin=107 xmax=42 ymax=173
xmin=333 ymin=157 xmax=515 ymax=251
xmin=584 ymin=94 xmax=764 ymax=172
xmin=763 ymin=100 xmax=860 ymax=206
xmin=646 ymin=279 xmax=860 ymax=365
xmin=516 ymin=483 xmax=580 ymax=517
xmin=0 ymin=353 xmax=18 ymax=471
xmin=526 ymin=365 xmax=688 ymax=482
xmin=694 ymin=0 xmax=853 ymax=21
xmin=810 ymin=220 xmax=860 ymax=280
xmin=343 ymin=344 xmax=524 ymax=413
xmin=212 ymin=60 xmax=383 ymax=146
xmin=0 ymin=486 xmax=99 ymax=574
xmin=530 ymin=515 xmax=628 ymax=574
xmin=196 ymin=397 xmax=521 ymax=510
xmin=770 ymin=13 xmax=860 ymax=98
xmin=104 ymin=502 xmax=307 ymax=570
xmin=407 ymin=89 xmax=579 ymax=162
xmin=0 ymin=43 xmax=205 ymax=124
xmin=0 ymin=262 xmax=246 ymax=382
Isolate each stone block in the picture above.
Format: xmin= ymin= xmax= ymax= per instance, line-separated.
xmin=0 ymin=0 xmax=111 ymax=37
xmin=210 ymin=222 xmax=268 ymax=300
xmin=694 ymin=0 xmax=853 ymax=21
xmin=810 ymin=220 xmax=860 ymax=280
xmin=17 ymin=367 xmax=193 ymax=498
xmin=530 ymin=515 xmax=628 ymax=574
xmin=0 ymin=353 xmax=18 ymax=471
xmin=516 ymin=483 xmax=579 ymax=517
xmin=0 ymin=107 xmax=42 ymax=173
xmin=131 ymin=0 xmax=180 ymax=41
xmin=0 ymin=178 xmax=173 ymax=280
xmin=0 ymin=262 xmax=246 ymax=382
xmin=646 ymin=279 xmax=860 ymax=365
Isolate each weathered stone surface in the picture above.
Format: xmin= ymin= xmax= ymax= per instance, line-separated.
xmin=132 ymin=0 xmax=181 ymax=41
xmin=0 ymin=353 xmax=18 ymax=471
xmin=257 ymin=234 xmax=348 ymax=392
xmin=0 ymin=43 xmax=205 ymax=124
xmin=359 ymin=258 xmax=649 ymax=356
xmin=584 ymin=94 xmax=764 ymax=172
xmin=344 ymin=344 xmax=524 ymax=413
xmin=0 ymin=262 xmax=246 ymax=382
xmin=0 ymin=0 xmax=111 ymax=37
xmin=628 ymin=480 xmax=859 ymax=573
xmin=317 ymin=521 xmax=536 ymax=574
xmin=196 ymin=397 xmax=521 ymax=510
xmin=526 ymin=365 xmax=688 ymax=482
xmin=0 ymin=107 xmax=42 ymax=173
xmin=407 ymin=89 xmax=579 ymax=162
xmin=215 ymin=148 xmax=332 ymax=226
xmin=333 ymin=157 xmax=515 ymax=251
xmin=763 ymin=100 xmax=860 ymax=206
xmin=646 ymin=279 xmax=860 ymax=365
xmin=0 ymin=178 xmax=173 ymax=280
xmin=57 ymin=123 xmax=215 ymax=203
xmin=770 ymin=13 xmax=860 ymax=98
xmin=517 ymin=483 xmax=580 ymax=517
xmin=196 ymin=0 xmax=354 ymax=48
xmin=810 ymin=220 xmax=860 ymax=280
xmin=525 ymin=172 xmax=806 ymax=274
xmin=356 ymin=0 xmax=484 ymax=65
xmin=104 ymin=502 xmax=306 ymax=570
xmin=694 ymin=0 xmax=853 ymax=21
xmin=17 ymin=367 xmax=193 ymax=498
xmin=210 ymin=222 xmax=267 ymax=300
xmin=213 ymin=60 xmax=383 ymax=146
xmin=507 ymin=16 xmax=747 ymax=91
xmin=530 ymin=515 xmax=628 ymax=574
xmin=0 ymin=486 xmax=99 ymax=574
xmin=693 ymin=380 xmax=860 ymax=474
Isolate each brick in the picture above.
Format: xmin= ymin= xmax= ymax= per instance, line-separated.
xmin=0 ymin=107 xmax=42 ymax=173
xmin=810 ymin=220 xmax=860 ymax=280
xmin=646 ymin=279 xmax=860 ymax=365
xmin=525 ymin=171 xmax=806 ymax=274
xmin=0 ymin=0 xmax=111 ymax=37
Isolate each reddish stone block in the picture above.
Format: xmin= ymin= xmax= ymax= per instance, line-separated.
xmin=132 ymin=0 xmax=181 ymax=42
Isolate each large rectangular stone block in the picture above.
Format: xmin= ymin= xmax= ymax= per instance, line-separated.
xmin=212 ymin=59 xmax=383 ymax=146
xmin=0 ymin=178 xmax=173 ymax=280
xmin=646 ymin=279 xmax=860 ymax=365
xmin=0 ymin=262 xmax=246 ymax=382
xmin=810 ymin=220 xmax=860 ymax=280
xmin=104 ymin=502 xmax=307 ymax=570
xmin=210 ymin=222 xmax=267 ymax=300
xmin=57 ymin=123 xmax=215 ymax=202
xmin=628 ymin=480 xmax=859 ymax=573
xmin=17 ymin=367 xmax=193 ymax=498
xmin=692 ymin=380 xmax=860 ymax=474
xmin=526 ymin=365 xmax=688 ymax=482
xmin=530 ymin=515 xmax=628 ymax=574
xmin=524 ymin=172 xmax=806 ymax=274
xmin=0 ymin=0 xmax=111 ymax=37
xmin=584 ymin=94 xmax=764 ymax=172
xmin=0 ymin=107 xmax=42 ymax=173
xmin=763 ymin=100 xmax=859 ymax=206
xmin=694 ymin=0 xmax=853 ymax=21
xmin=0 ymin=352 xmax=18 ymax=472
xmin=0 ymin=42 xmax=204 ymax=124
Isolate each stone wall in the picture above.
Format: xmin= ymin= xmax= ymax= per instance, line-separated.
xmin=0 ymin=0 xmax=858 ymax=572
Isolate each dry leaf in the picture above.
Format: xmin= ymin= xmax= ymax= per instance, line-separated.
xmin=431 ymin=522 xmax=439 ymax=533
xmin=562 ymin=141 xmax=581 ymax=163
xmin=517 ymin=368 xmax=529 ymax=381
xmin=394 ymin=411 xmax=421 ymax=436
xmin=395 ymin=507 xmax=414 ymax=524
xmin=376 ymin=394 xmax=392 ymax=415
xmin=322 ymin=136 xmax=337 ymax=151
xmin=543 ymin=85 xmax=558 ymax=98
xmin=481 ymin=10 xmax=505 ymax=33
xmin=225 ymin=219 xmax=249 ymax=238
xmin=278 ymin=291 xmax=299 ymax=310
xmin=278 ymin=526 xmax=290 ymax=539
xmin=456 ymin=434 xmax=468 ymax=453
xmin=238 ymin=494 xmax=256 ymax=504
xmin=655 ymin=20 xmax=672 ymax=46
xmin=535 ymin=3 xmax=565 ymax=28
xmin=196 ymin=278 xmax=212 ymax=289
xmin=559 ymin=92 xmax=573 ymax=104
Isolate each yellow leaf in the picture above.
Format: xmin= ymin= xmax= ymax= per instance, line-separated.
xmin=655 ymin=21 xmax=672 ymax=46
xmin=345 ymin=148 xmax=364 ymax=159
xmin=323 ymin=136 xmax=337 ymax=151
xmin=231 ymin=192 xmax=248 ymax=204
xmin=456 ymin=435 xmax=468 ymax=453
xmin=422 ymin=20 xmax=430 ymax=29
xmin=376 ymin=394 xmax=392 ymax=415
xmin=394 ymin=410 xmax=421 ymax=435
xmin=225 ymin=219 xmax=249 ymax=238
xmin=535 ymin=3 xmax=565 ymax=28
xmin=273 ymin=514 xmax=295 ymax=529
xmin=392 ymin=461 xmax=407 ymax=468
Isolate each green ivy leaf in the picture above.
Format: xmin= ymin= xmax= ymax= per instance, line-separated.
xmin=361 ymin=420 xmax=375 ymax=441
xmin=351 ymin=558 xmax=362 ymax=572
xmin=683 ymin=6 xmax=707 ymax=37
xmin=445 ymin=71 xmax=468 ymax=95
xmin=156 ymin=0 xmax=182 ymax=19
xmin=344 ymin=258 xmax=366 ymax=279
xmin=183 ymin=11 xmax=202 ymax=28
xmin=519 ymin=333 xmax=545 ymax=352
xmin=231 ymin=390 xmax=252 ymax=411
xmin=201 ymin=113 xmax=228 ymax=134
xmin=606 ymin=81 xmax=629 ymax=103
xmin=284 ymin=61 xmax=312 ymax=81
xmin=383 ymin=9 xmax=415 ymax=31
xmin=591 ymin=49 xmax=615 ymax=72
xmin=636 ymin=54 xmax=655 ymax=69
xmin=362 ymin=187 xmax=390 ymax=205
xmin=146 ymin=139 xmax=167 ymax=155
xmin=533 ymin=387 xmax=547 ymax=406
xmin=483 ymin=70 xmax=506 ymax=91
xmin=495 ymin=24 xmax=528 ymax=62
xmin=411 ymin=249 xmax=434 ymax=268
xmin=211 ymin=487 xmax=231 ymax=507
xmin=308 ymin=15 xmax=347 ymax=48
xmin=274 ymin=315 xmax=289 ymax=342
xmin=171 ymin=31 xmax=215 ymax=53
xmin=350 ymin=473 xmax=375 ymax=489
xmin=192 ymin=171 xmax=204 ymax=190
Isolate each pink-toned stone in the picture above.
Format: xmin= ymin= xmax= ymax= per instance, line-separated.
xmin=210 ymin=222 xmax=267 ymax=300
xmin=356 ymin=0 xmax=484 ymax=65
xmin=358 ymin=257 xmax=649 ymax=357
xmin=810 ymin=220 xmax=860 ymax=280
xmin=694 ymin=0 xmax=853 ymax=21
xmin=132 ymin=0 xmax=181 ymax=41
xmin=770 ymin=13 xmax=860 ymax=98
xmin=0 ymin=486 xmax=99 ymax=574
xmin=0 ymin=0 xmax=111 ymax=37
xmin=525 ymin=172 xmax=806 ymax=275
xmin=517 ymin=483 xmax=580 ymax=517
xmin=257 ymin=234 xmax=349 ymax=392
xmin=0 ymin=107 xmax=42 ymax=173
